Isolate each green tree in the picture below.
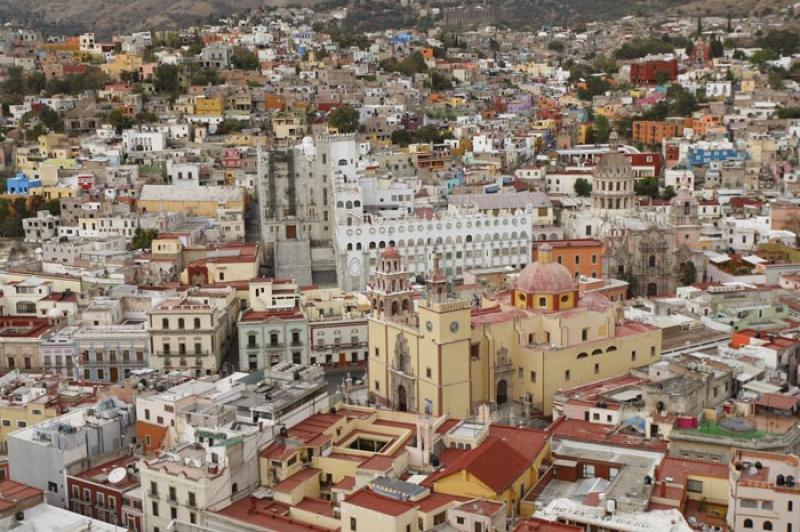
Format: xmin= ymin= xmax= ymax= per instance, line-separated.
xmin=661 ymin=186 xmax=677 ymax=200
xmin=327 ymin=105 xmax=359 ymax=133
xmin=429 ymin=71 xmax=453 ymax=91
xmin=547 ymin=40 xmax=565 ymax=52
xmin=45 ymin=199 xmax=61 ymax=216
xmin=756 ymin=30 xmax=800 ymax=56
xmin=679 ymin=261 xmax=697 ymax=286
xmin=577 ymin=76 xmax=611 ymax=101
xmin=231 ymin=47 xmax=260 ymax=70
xmin=592 ymin=115 xmax=610 ymax=143
xmin=635 ymin=177 xmax=660 ymax=199
xmin=391 ymin=129 xmax=413 ymax=147
xmin=105 ymin=109 xmax=134 ymax=131
xmin=710 ymin=37 xmax=724 ymax=58
xmin=574 ymin=178 xmax=592 ymax=197
xmin=131 ymin=227 xmax=159 ymax=250
xmin=777 ymin=107 xmax=800 ymax=119
xmin=21 ymin=106 xmax=63 ymax=134
xmin=767 ymin=70 xmax=785 ymax=90
xmin=153 ymin=64 xmax=180 ymax=94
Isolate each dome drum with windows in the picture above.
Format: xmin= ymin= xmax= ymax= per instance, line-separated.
xmin=512 ymin=244 xmax=579 ymax=312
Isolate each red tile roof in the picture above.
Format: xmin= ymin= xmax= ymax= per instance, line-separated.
xmin=344 ymin=487 xmax=415 ymax=516
xmin=425 ymin=437 xmax=532 ymax=494
xmin=212 ymin=497 xmax=334 ymax=531
xmin=755 ymin=393 xmax=800 ymax=411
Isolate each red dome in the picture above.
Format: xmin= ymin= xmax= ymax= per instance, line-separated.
xmin=381 ymin=246 xmax=400 ymax=259
xmin=515 ymin=261 xmax=575 ymax=293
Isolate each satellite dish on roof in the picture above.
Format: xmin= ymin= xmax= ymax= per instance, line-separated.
xmin=108 ymin=467 xmax=127 ymax=485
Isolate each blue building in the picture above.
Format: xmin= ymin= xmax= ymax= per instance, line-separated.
xmin=6 ymin=172 xmax=41 ymax=194
xmin=688 ymin=147 xmax=743 ymax=167
xmin=443 ymin=170 xmax=465 ymax=194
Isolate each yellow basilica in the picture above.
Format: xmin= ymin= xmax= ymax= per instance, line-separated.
xmin=367 ymin=244 xmax=662 ymax=417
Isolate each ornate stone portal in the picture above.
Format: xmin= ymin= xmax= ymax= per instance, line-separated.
xmin=389 ymin=333 xmax=416 ymax=412
xmin=494 ymin=346 xmax=513 ymax=406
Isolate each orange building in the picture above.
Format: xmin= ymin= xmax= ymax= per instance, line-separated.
xmin=532 ymin=239 xmax=604 ymax=280
xmin=632 ymin=120 xmax=681 ymax=145
xmin=690 ymin=114 xmax=722 ymax=136
xmin=135 ymin=421 xmax=168 ymax=453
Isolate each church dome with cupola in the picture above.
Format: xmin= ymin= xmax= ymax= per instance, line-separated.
xmin=512 ymin=244 xmax=577 ymax=312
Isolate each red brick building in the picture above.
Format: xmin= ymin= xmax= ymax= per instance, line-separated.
xmin=66 ymin=455 xmax=141 ymax=531
xmin=629 ymin=58 xmax=678 ymax=85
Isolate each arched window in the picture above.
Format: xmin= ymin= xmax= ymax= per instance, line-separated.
xmin=606 ymin=346 xmax=618 ymax=353
xmin=194 ymin=318 xmax=201 ymax=329
xmin=345 ymin=200 xmax=352 ymax=209
xmin=178 ymin=318 xmax=185 ymax=329
xmin=247 ymin=333 xmax=257 ymax=348
xmin=592 ymin=349 xmax=603 ymax=356
xmin=648 ymin=255 xmax=656 ymax=268
xmin=577 ymin=353 xmax=588 ymax=359
xmin=743 ymin=519 xmax=753 ymax=529
xmin=763 ymin=522 xmax=773 ymax=531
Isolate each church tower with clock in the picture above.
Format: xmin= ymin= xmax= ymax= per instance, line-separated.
xmin=368 ymin=248 xmax=472 ymax=417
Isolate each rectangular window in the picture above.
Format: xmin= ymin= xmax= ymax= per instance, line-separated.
xmin=152 ymin=501 xmax=159 ymax=516
xmin=582 ymin=464 xmax=595 ymax=478
xmin=530 ymin=371 xmax=536 ymax=383
xmin=350 ymin=517 xmax=357 ymax=531
xmin=565 ymin=369 xmax=571 ymax=381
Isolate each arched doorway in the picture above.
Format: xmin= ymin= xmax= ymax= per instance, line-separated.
xmin=397 ymin=385 xmax=408 ymax=412
xmin=496 ymin=379 xmax=508 ymax=406
xmin=647 ymin=283 xmax=658 ymax=297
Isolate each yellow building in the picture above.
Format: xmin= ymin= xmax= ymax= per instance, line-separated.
xmin=0 ymin=394 xmax=57 ymax=453
xmin=138 ymin=184 xmax=246 ymax=218
xmin=368 ymin=245 xmax=661 ymax=417
xmin=194 ymin=95 xmax=224 ymax=116
xmin=368 ymin=251 xmax=473 ymax=418
xmin=101 ymin=53 xmax=143 ymax=79
xmin=29 ymin=186 xmax=76 ymax=200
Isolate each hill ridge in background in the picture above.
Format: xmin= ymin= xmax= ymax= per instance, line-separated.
xmin=0 ymin=0 xmax=786 ymax=37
